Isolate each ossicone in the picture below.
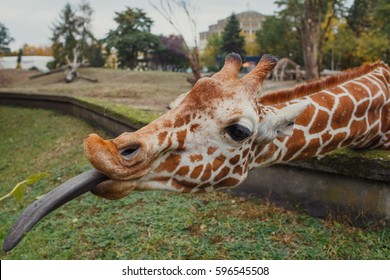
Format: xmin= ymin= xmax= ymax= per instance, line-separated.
xmin=212 ymin=52 xmax=243 ymax=82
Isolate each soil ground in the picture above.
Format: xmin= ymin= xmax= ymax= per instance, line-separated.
xmin=0 ymin=68 xmax=297 ymax=113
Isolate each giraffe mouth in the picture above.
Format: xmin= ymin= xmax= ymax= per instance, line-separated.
xmin=3 ymin=169 xmax=108 ymax=252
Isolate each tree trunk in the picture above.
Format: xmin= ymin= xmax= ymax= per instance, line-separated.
xmin=188 ymin=46 xmax=202 ymax=82
xmin=303 ymin=0 xmax=320 ymax=80
xmin=303 ymin=30 xmax=320 ymax=80
xmin=65 ymin=68 xmax=78 ymax=83
xmin=29 ymin=67 xmax=65 ymax=79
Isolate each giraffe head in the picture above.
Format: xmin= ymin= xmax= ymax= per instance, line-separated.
xmin=84 ymin=53 xmax=308 ymax=199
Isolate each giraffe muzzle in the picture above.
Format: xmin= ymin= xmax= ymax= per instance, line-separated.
xmin=84 ymin=133 xmax=152 ymax=181
xmin=2 ymin=169 xmax=108 ymax=252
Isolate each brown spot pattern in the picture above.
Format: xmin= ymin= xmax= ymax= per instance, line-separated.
xmin=297 ymin=104 xmax=316 ymax=127
xmin=155 ymin=154 xmax=181 ymax=173
xmin=355 ymin=100 xmax=370 ymax=118
xmin=207 ymin=146 xmax=217 ymax=155
xmin=175 ymin=166 xmax=190 ymax=177
xmin=311 ymin=92 xmax=335 ymax=109
xmin=215 ymin=177 xmax=240 ymax=188
xmin=174 ymin=114 xmax=191 ymax=128
xmin=190 ymin=123 xmax=200 ymax=132
xmin=309 ymin=110 xmax=329 ymax=134
xmin=201 ymin=163 xmax=212 ymax=181
xmin=190 ymin=165 xmax=204 ymax=179
xmin=331 ymin=96 xmax=354 ymax=129
xmin=212 ymin=154 xmax=227 ymax=171
xmin=242 ymin=148 xmax=250 ymax=158
xmin=176 ymin=130 xmax=187 ymax=150
xmin=190 ymin=154 xmax=203 ymax=162
xmin=233 ymin=165 xmax=243 ymax=175
xmin=158 ymin=131 xmax=168 ymax=146
xmin=229 ymin=154 xmax=240 ymax=165
xmin=214 ymin=166 xmax=230 ymax=181
xmin=283 ymin=130 xmax=305 ymax=161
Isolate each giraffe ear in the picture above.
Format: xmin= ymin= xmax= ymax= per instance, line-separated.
xmin=256 ymin=101 xmax=310 ymax=143
xmin=168 ymin=92 xmax=189 ymax=110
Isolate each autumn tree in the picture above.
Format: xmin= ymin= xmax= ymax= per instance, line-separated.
xmin=276 ymin=0 xmax=345 ymax=79
xmin=220 ymin=13 xmax=246 ymax=59
xmin=153 ymin=35 xmax=188 ymax=71
xmin=0 ymin=22 xmax=14 ymax=54
xmin=105 ymin=7 xmax=159 ymax=69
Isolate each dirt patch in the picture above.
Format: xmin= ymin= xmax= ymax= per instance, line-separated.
xmin=0 ymin=69 xmax=34 ymax=87
xmin=0 ymin=68 xmax=297 ymax=113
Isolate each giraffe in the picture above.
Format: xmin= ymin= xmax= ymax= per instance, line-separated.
xmin=272 ymin=57 xmax=301 ymax=81
xmin=3 ymin=53 xmax=390 ymax=251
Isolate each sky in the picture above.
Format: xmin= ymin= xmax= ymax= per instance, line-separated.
xmin=0 ymin=0 xmax=282 ymax=51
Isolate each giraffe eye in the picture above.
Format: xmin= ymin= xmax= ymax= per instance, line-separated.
xmin=225 ymin=124 xmax=252 ymax=141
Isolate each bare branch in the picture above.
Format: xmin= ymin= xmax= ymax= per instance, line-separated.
xmin=149 ymin=0 xmax=198 ymax=51
xmin=149 ymin=0 xmax=201 ymax=82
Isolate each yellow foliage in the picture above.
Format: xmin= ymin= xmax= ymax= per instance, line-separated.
xmin=245 ymin=38 xmax=260 ymax=56
xmin=356 ymin=31 xmax=389 ymax=62
xmin=0 ymin=173 xmax=49 ymax=204
xmin=22 ymin=44 xmax=52 ymax=56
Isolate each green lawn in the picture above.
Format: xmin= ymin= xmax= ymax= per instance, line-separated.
xmin=0 ymin=106 xmax=389 ymax=259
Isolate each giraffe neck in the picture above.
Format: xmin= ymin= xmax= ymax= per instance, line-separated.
xmin=251 ymin=63 xmax=390 ymax=169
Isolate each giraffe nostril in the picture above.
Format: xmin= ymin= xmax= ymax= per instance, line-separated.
xmin=120 ymin=145 xmax=140 ymax=160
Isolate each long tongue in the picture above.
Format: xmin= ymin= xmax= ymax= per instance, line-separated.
xmin=2 ymin=169 xmax=107 ymax=252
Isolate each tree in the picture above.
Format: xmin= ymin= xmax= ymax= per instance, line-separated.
xmin=276 ymin=0 xmax=345 ymax=79
xmin=244 ymin=38 xmax=261 ymax=57
xmin=0 ymin=22 xmax=14 ymax=54
xmin=346 ymin=0 xmax=372 ymax=36
xmin=105 ymin=7 xmax=159 ymax=69
xmin=322 ymin=21 xmax=359 ymax=69
xmin=201 ymin=33 xmax=222 ymax=72
xmin=220 ymin=13 xmax=246 ymax=59
xmin=50 ymin=1 xmax=101 ymax=69
xmin=256 ymin=15 xmax=302 ymax=65
xmin=150 ymin=0 xmax=202 ymax=83
xmin=346 ymin=0 xmax=389 ymax=63
xmin=153 ymin=35 xmax=188 ymax=71
xmin=51 ymin=3 xmax=79 ymax=68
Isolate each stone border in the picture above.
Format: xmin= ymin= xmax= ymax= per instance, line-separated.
xmin=0 ymin=92 xmax=145 ymax=134
xmin=1 ymin=92 xmax=389 ymax=222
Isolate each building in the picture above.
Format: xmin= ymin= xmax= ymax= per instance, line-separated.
xmin=199 ymin=11 xmax=267 ymax=54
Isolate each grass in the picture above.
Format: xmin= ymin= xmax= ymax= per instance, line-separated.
xmin=79 ymin=97 xmax=161 ymax=127
xmin=0 ymin=106 xmax=389 ymax=259
xmin=0 ymin=68 xmax=192 ymax=113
